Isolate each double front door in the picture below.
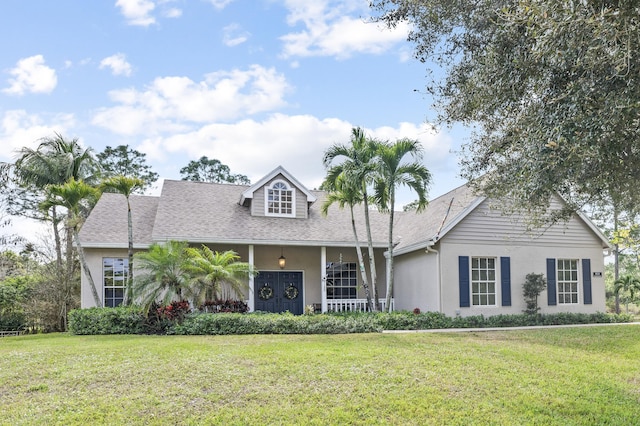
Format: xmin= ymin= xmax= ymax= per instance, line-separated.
xmin=254 ymin=271 xmax=304 ymax=315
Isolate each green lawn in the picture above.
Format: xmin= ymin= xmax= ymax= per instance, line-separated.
xmin=2 ymin=325 xmax=640 ymax=425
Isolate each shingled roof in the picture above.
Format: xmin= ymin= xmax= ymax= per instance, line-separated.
xmin=79 ymin=193 xmax=159 ymax=248
xmin=392 ymin=183 xmax=483 ymax=254
xmin=80 ymin=179 xmax=392 ymax=249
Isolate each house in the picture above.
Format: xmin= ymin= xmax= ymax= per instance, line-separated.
xmin=78 ymin=166 xmax=610 ymax=316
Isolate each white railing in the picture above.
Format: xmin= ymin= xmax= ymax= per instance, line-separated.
xmin=326 ymin=298 xmax=394 ymax=313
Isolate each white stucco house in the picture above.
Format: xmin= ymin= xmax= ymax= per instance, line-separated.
xmin=78 ymin=166 xmax=610 ymax=316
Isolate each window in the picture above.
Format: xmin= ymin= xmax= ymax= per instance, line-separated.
xmin=557 ymin=259 xmax=579 ymax=304
xmin=326 ymin=262 xmax=357 ymax=299
xmin=103 ymin=257 xmax=129 ymax=307
xmin=471 ymin=257 xmax=496 ymax=306
xmin=266 ymin=181 xmax=294 ymax=217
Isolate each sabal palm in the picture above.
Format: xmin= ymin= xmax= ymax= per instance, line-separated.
xmin=41 ymin=178 xmax=101 ymax=307
xmin=373 ymin=139 xmax=431 ymax=312
xmin=184 ymin=246 xmax=257 ymax=307
xmin=614 ymin=275 xmax=640 ymax=313
xmin=321 ymin=174 xmax=373 ymax=311
xmin=323 ymin=127 xmax=382 ymax=310
xmin=100 ymin=176 xmax=145 ymax=305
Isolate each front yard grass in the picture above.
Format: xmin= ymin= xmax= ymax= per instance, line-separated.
xmin=2 ymin=325 xmax=640 ymax=425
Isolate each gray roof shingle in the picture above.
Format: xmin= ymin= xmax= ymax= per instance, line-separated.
xmin=79 ymin=193 xmax=159 ymax=248
xmin=79 ymin=178 xmax=483 ymax=251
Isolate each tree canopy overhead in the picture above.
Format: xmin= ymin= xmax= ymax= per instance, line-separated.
xmin=96 ymin=145 xmax=158 ymax=193
xmin=371 ymin=0 xmax=640 ymax=217
xmin=180 ymin=156 xmax=250 ymax=185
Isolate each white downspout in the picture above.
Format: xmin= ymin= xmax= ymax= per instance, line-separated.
xmin=321 ymin=246 xmax=327 ymax=313
xmin=248 ymin=244 xmax=255 ymax=313
xmin=425 ymin=243 xmax=442 ymax=313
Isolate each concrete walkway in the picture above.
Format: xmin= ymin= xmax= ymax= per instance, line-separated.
xmin=382 ymin=321 xmax=640 ymax=334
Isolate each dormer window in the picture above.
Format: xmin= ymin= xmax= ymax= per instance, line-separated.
xmin=266 ymin=180 xmax=295 ymax=217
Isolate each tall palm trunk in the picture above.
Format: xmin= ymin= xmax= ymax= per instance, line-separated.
xmin=51 ymin=206 xmax=63 ymax=270
xmin=349 ymin=205 xmax=373 ymax=311
xmin=126 ymin=198 xmax=134 ymax=305
xmin=73 ymin=227 xmax=101 ymax=306
xmin=362 ymin=186 xmax=378 ymax=311
xmin=385 ymin=187 xmax=396 ymax=312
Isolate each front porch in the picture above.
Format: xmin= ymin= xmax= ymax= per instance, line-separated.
xmin=243 ymin=244 xmax=392 ymax=314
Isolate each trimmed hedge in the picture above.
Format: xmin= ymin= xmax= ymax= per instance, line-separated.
xmin=68 ymin=307 xmax=634 ymax=335
xmin=173 ymin=312 xmax=381 ymax=335
xmin=68 ymin=306 xmax=147 ymax=335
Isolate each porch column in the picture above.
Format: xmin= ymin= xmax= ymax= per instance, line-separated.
xmin=321 ymin=246 xmax=327 ymax=313
xmin=248 ymin=244 xmax=255 ymax=313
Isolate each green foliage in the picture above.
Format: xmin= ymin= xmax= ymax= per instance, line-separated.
xmin=68 ymin=306 xmax=147 ymax=335
xmin=183 ymin=246 xmax=257 ymax=306
xmin=179 ymin=156 xmax=250 ymax=185
xmin=522 ymin=273 xmax=546 ymax=314
xmin=67 ymin=308 xmax=632 ymax=336
xmin=0 ymin=277 xmax=30 ymax=330
xmin=322 ymin=127 xmax=385 ymax=309
xmin=4 ymin=328 xmax=640 ymax=424
xmin=132 ymin=241 xmax=191 ymax=312
xmin=614 ymin=274 xmax=640 ymax=313
xmin=372 ymin=0 xmax=640 ymax=218
xmin=96 ymin=145 xmax=159 ymax=193
xmin=173 ymin=312 xmax=382 ymax=335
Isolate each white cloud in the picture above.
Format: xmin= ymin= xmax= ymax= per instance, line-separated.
xmin=116 ymin=0 xmax=156 ymax=26
xmin=205 ymin=0 xmax=234 ymax=10
xmin=92 ymin=65 xmax=290 ymax=135
xmin=138 ymin=114 xmax=452 ymax=192
xmin=2 ymin=55 xmax=58 ymax=96
xmin=99 ymin=53 xmax=133 ymax=77
xmin=223 ymin=24 xmax=250 ymax=47
xmin=163 ymin=7 xmax=182 ymax=18
xmin=280 ymin=0 xmax=409 ymax=59
xmin=0 ymin=110 xmax=74 ymax=161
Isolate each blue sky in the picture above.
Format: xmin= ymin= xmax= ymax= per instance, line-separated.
xmin=1 ymin=0 xmax=468 ymax=240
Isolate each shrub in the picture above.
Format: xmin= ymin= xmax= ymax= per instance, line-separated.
xmin=69 ymin=308 xmax=633 ymax=335
xmin=68 ymin=306 xmax=146 ymax=335
xmin=201 ymin=299 xmax=248 ymax=313
xmin=173 ymin=312 xmax=382 ymax=335
xmin=523 ymin=273 xmax=546 ymax=315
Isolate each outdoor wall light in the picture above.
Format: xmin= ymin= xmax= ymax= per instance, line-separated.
xmin=278 ymin=248 xmax=286 ymax=269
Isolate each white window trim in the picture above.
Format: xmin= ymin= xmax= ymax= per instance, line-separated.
xmin=264 ymin=179 xmax=296 ymax=218
xmin=470 ymin=256 xmax=498 ymax=307
xmin=557 ymin=258 xmax=580 ymax=305
xmin=102 ymin=257 xmax=129 ymax=308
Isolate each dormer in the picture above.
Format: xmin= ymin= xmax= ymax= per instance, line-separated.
xmin=239 ymin=166 xmax=317 ymax=219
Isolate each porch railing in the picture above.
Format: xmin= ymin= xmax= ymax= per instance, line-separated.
xmin=325 ymin=298 xmax=394 ymax=313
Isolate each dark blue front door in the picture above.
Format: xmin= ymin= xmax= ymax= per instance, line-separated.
xmin=254 ymin=271 xmax=303 ymax=314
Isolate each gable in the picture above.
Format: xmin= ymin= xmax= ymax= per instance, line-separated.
xmin=240 ymin=166 xmax=317 ymax=220
xmin=445 ymin=197 xmax=607 ymax=248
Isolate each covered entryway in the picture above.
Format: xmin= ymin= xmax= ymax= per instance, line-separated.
xmin=254 ymin=271 xmax=304 ymax=314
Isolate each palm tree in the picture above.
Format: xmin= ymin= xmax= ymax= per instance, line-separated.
xmin=323 ymin=127 xmax=382 ymax=310
xmin=41 ymin=178 xmax=102 ymax=308
xmin=321 ymin=173 xmax=374 ymax=311
xmin=373 ymin=139 xmax=431 ymax=312
xmin=132 ymin=241 xmax=191 ymax=312
xmin=100 ymin=176 xmax=145 ymax=305
xmin=614 ymin=274 xmax=640 ymax=313
xmin=183 ymin=246 xmax=257 ymax=308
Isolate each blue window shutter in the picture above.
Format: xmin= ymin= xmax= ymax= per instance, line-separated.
xmin=459 ymin=256 xmax=470 ymax=308
xmin=582 ymin=259 xmax=592 ymax=305
xmin=547 ymin=258 xmax=557 ymax=306
xmin=501 ymin=257 xmax=511 ymax=306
